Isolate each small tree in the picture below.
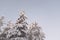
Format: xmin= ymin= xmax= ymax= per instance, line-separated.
xmin=28 ymin=22 xmax=45 ymax=40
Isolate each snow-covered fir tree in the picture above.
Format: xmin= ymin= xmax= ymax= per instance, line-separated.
xmin=0 ymin=11 xmax=45 ymax=40
xmin=28 ymin=22 xmax=45 ymax=40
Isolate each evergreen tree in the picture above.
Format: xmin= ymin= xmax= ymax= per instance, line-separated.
xmin=6 ymin=11 xmax=28 ymax=40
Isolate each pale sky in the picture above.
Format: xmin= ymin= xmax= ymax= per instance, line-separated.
xmin=0 ymin=0 xmax=60 ymax=40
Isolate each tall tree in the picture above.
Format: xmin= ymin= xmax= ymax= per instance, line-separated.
xmin=6 ymin=11 xmax=28 ymax=40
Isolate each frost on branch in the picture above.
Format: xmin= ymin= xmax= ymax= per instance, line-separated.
xmin=16 ymin=11 xmax=27 ymax=24
xmin=0 ymin=11 xmax=45 ymax=40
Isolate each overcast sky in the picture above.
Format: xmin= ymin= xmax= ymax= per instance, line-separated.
xmin=0 ymin=0 xmax=60 ymax=40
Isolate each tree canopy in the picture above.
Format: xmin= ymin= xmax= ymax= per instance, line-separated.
xmin=0 ymin=11 xmax=45 ymax=40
